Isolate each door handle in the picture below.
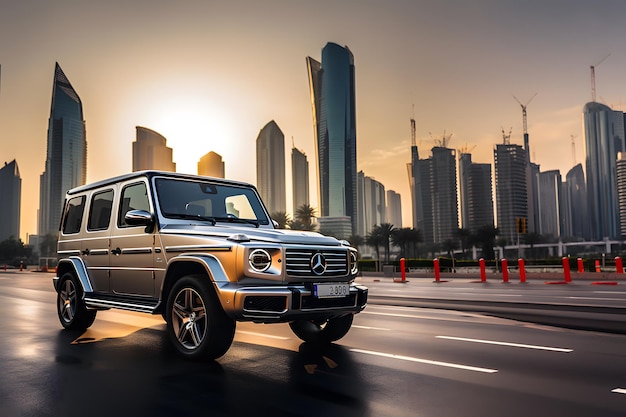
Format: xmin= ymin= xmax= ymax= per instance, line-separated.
xmin=81 ymin=249 xmax=90 ymax=255
xmin=111 ymin=247 xmax=122 ymax=256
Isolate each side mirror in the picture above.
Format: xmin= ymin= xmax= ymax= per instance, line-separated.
xmin=125 ymin=209 xmax=154 ymax=226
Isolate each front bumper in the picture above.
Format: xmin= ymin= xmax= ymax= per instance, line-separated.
xmin=216 ymin=282 xmax=368 ymax=323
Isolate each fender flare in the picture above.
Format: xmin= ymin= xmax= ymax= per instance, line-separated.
xmin=55 ymin=257 xmax=94 ymax=293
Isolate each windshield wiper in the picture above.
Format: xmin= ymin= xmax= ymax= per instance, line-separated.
xmin=165 ymin=213 xmax=217 ymax=225
xmin=213 ymin=216 xmax=260 ymax=228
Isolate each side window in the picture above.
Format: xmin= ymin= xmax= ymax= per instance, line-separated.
xmin=118 ymin=182 xmax=150 ymax=227
xmin=88 ymin=189 xmax=114 ymax=231
xmin=62 ymin=196 xmax=86 ymax=235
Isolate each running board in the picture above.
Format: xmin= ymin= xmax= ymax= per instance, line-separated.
xmin=84 ymin=293 xmax=160 ymax=314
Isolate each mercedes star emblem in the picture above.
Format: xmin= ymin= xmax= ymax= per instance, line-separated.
xmin=310 ymin=253 xmax=327 ymax=275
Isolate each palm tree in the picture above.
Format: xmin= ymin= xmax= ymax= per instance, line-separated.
xmin=391 ymin=228 xmax=412 ymax=258
xmin=457 ymin=228 xmax=471 ymax=259
xmin=348 ymin=234 xmax=364 ymax=251
xmin=365 ymin=227 xmax=383 ymax=266
xmin=371 ymin=223 xmax=396 ymax=263
xmin=471 ymin=224 xmax=498 ymax=260
xmin=291 ymin=204 xmax=317 ymax=231
xmin=270 ymin=211 xmax=290 ymax=229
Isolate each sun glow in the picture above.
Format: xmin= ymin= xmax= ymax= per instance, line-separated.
xmin=146 ymin=96 xmax=239 ymax=176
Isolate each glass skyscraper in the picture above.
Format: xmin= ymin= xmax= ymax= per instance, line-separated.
xmin=0 ymin=160 xmax=21 ymax=241
xmin=39 ymin=63 xmax=86 ymax=236
xmin=583 ymin=102 xmax=625 ymax=240
xmin=133 ymin=126 xmax=176 ymax=172
xmin=291 ymin=147 xmax=309 ymax=215
xmin=256 ymin=120 xmax=286 ymax=215
xmin=307 ymin=42 xmax=357 ymax=235
xmin=494 ymin=143 xmax=528 ymax=243
xmin=459 ymin=153 xmax=494 ymax=233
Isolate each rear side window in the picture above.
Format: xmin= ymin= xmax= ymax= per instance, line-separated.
xmin=88 ymin=189 xmax=114 ymax=231
xmin=118 ymin=182 xmax=150 ymax=227
xmin=62 ymin=196 xmax=86 ymax=235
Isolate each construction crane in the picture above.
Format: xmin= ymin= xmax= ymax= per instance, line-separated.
xmin=513 ymin=93 xmax=537 ymax=136
xmin=458 ymin=142 xmax=476 ymax=155
xmin=591 ymin=54 xmax=610 ymax=102
xmin=429 ymin=130 xmax=453 ymax=148
xmin=501 ymin=127 xmax=512 ymax=145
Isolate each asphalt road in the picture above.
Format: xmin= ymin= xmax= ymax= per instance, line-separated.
xmin=1 ymin=271 xmax=625 ymax=416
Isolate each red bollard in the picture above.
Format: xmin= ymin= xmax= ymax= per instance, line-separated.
xmin=616 ymin=257 xmax=623 ymax=274
xmin=595 ymin=259 xmax=601 ymax=273
xmin=518 ymin=258 xmax=526 ymax=283
xmin=501 ymin=259 xmax=509 ymax=283
xmin=563 ymin=257 xmax=571 ymax=283
xmin=577 ymin=258 xmax=584 ymax=273
xmin=433 ymin=258 xmax=441 ymax=283
xmin=479 ymin=258 xmax=486 ymax=282
xmin=399 ymin=257 xmax=406 ymax=282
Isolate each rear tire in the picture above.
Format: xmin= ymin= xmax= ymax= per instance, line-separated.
xmin=289 ymin=314 xmax=354 ymax=344
xmin=166 ymin=275 xmax=235 ymax=360
xmin=56 ymin=272 xmax=97 ymax=330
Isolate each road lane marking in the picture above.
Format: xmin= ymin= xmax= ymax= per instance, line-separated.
xmin=567 ymin=296 xmax=625 ymax=301
xmin=352 ymin=325 xmax=391 ymax=331
xmin=436 ymin=336 xmax=573 ymax=352
xmin=361 ymin=311 xmax=427 ymax=319
xmin=612 ymin=388 xmax=626 ymax=395
xmin=350 ymin=348 xmax=498 ymax=373
xmin=236 ymin=331 xmax=290 ymax=340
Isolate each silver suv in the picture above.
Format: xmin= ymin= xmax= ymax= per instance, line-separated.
xmin=54 ymin=171 xmax=367 ymax=360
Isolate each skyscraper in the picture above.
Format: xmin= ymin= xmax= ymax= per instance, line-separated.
xmin=132 ymin=126 xmax=176 ymax=172
xmin=198 ymin=151 xmax=225 ymax=178
xmin=39 ymin=63 xmax=86 ymax=236
xmin=494 ymin=143 xmax=528 ymax=243
xmin=429 ymin=147 xmax=459 ymax=243
xmin=256 ymin=120 xmax=286 ymax=214
xmin=356 ymin=171 xmax=386 ymax=237
xmin=407 ymin=126 xmax=424 ymax=231
xmin=583 ymin=102 xmax=625 ymax=240
xmin=0 ymin=160 xmax=21 ymax=241
xmin=563 ymin=163 xmax=588 ymax=239
xmin=537 ymin=170 xmax=562 ymax=238
xmin=291 ymin=147 xmax=309 ymax=215
xmin=307 ymin=42 xmax=357 ymax=235
xmin=386 ymin=190 xmax=402 ymax=229
xmin=459 ymin=153 xmax=494 ymax=232
xmin=617 ymin=154 xmax=626 ymax=238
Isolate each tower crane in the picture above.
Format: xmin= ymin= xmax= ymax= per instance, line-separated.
xmin=429 ymin=130 xmax=453 ymax=148
xmin=501 ymin=127 xmax=512 ymax=145
xmin=513 ymin=93 xmax=537 ymax=136
xmin=591 ymin=54 xmax=610 ymax=102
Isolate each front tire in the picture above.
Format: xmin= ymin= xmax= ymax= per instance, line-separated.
xmin=289 ymin=314 xmax=354 ymax=344
xmin=166 ymin=275 xmax=235 ymax=360
xmin=57 ymin=272 xmax=97 ymax=330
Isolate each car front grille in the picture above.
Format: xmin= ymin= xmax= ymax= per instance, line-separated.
xmin=285 ymin=248 xmax=348 ymax=277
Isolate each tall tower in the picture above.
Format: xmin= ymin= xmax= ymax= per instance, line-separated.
xmin=494 ymin=143 xmax=528 ymax=243
xmin=132 ymin=126 xmax=176 ymax=172
xmin=407 ymin=116 xmax=424 ymax=231
xmin=563 ymin=164 xmax=588 ymax=239
xmin=256 ymin=120 xmax=286 ymax=214
xmin=583 ymin=102 xmax=625 ymax=240
xmin=291 ymin=146 xmax=309 ymax=215
xmin=386 ymin=190 xmax=402 ymax=229
xmin=430 ymin=147 xmax=458 ymax=243
xmin=39 ymin=63 xmax=86 ymax=236
xmin=0 ymin=160 xmax=21 ymax=241
xmin=307 ymin=42 xmax=357 ymax=236
xmin=459 ymin=153 xmax=493 ymax=232
xmin=537 ymin=170 xmax=562 ymax=238
xmin=198 ymin=151 xmax=225 ymax=178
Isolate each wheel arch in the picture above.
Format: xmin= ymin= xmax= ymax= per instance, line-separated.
xmin=158 ymin=254 xmax=231 ymax=314
xmin=55 ymin=257 xmax=93 ymax=293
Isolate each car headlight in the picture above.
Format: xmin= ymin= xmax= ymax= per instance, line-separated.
xmin=349 ymin=250 xmax=359 ymax=275
xmin=249 ymin=248 xmax=272 ymax=272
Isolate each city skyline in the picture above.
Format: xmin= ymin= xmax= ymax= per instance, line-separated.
xmin=4 ymin=1 xmax=626 ymax=240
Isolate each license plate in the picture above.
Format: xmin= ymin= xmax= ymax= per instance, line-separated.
xmin=314 ymin=283 xmax=350 ymax=298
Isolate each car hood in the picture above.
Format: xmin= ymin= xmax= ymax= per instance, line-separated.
xmin=159 ymin=223 xmax=344 ymax=246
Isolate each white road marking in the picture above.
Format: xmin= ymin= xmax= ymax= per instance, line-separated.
xmin=236 ymin=331 xmax=290 ymax=340
xmin=361 ymin=310 xmax=427 ymax=319
xmin=352 ymin=325 xmax=391 ymax=331
xmin=611 ymin=388 xmax=626 ymax=395
xmin=594 ymin=291 xmax=626 ymax=294
xmin=436 ymin=336 xmax=573 ymax=352
xmin=568 ymin=296 xmax=625 ymax=301
xmin=350 ymin=348 xmax=498 ymax=373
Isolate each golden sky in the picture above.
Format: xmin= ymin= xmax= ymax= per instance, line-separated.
xmin=2 ymin=0 xmax=626 ymax=241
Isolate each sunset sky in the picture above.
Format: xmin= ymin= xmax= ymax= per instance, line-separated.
xmin=3 ymin=0 xmax=626 ymax=241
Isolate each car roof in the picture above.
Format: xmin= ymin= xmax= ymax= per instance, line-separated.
xmin=66 ymin=170 xmax=256 ymax=195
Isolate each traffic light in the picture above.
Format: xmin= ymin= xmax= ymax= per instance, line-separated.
xmin=515 ymin=217 xmax=527 ymax=234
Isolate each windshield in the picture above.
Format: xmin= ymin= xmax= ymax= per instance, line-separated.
xmin=154 ymin=177 xmax=270 ymax=226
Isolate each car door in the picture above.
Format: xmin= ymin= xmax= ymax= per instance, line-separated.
xmin=81 ymin=188 xmax=115 ymax=292
xmin=109 ymin=179 xmax=156 ymax=297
